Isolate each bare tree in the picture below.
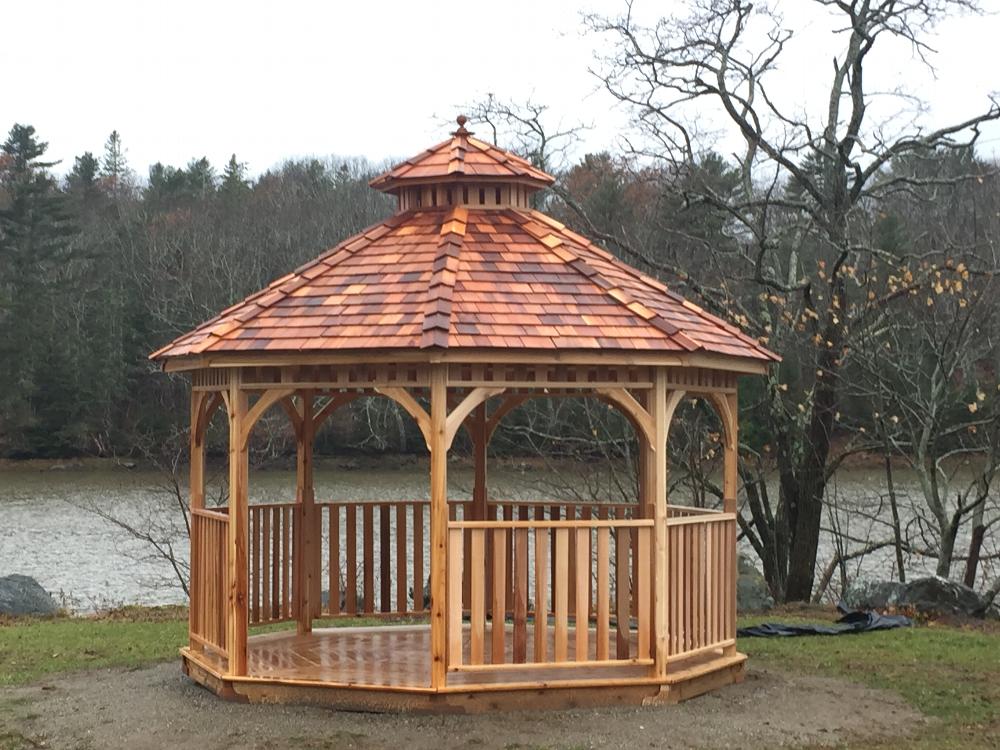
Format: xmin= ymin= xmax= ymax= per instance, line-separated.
xmin=584 ymin=0 xmax=1000 ymax=600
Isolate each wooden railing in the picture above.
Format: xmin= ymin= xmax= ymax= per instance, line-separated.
xmin=445 ymin=517 xmax=654 ymax=672
xmin=190 ymin=508 xmax=228 ymax=653
xmin=317 ymin=500 xmax=454 ymax=617
xmin=666 ymin=512 xmax=737 ymax=660
xmin=248 ymin=503 xmax=296 ymax=625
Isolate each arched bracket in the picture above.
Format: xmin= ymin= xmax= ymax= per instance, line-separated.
xmin=313 ymin=392 xmax=361 ymax=432
xmin=706 ymin=392 xmax=737 ymax=450
xmin=445 ymin=387 xmax=506 ymax=449
xmin=595 ymin=387 xmax=655 ymax=444
xmin=241 ymin=388 xmax=297 ymax=448
xmin=664 ymin=389 xmax=687 ymax=440
xmin=194 ymin=392 xmax=224 ymax=448
xmin=375 ymin=386 xmax=432 ymax=449
xmin=484 ymin=394 xmax=528 ymax=443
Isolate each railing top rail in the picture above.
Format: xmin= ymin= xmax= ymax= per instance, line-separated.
xmin=191 ymin=507 xmax=228 ymax=521
xmin=448 ymin=518 xmax=654 ymax=529
xmin=666 ymin=504 xmax=723 ymax=514
xmin=666 ymin=512 xmax=737 ymax=526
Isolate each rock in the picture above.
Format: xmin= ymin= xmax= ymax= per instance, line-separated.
xmin=843 ymin=580 xmax=907 ymax=610
xmin=737 ymin=554 xmax=774 ymax=612
xmin=0 ymin=574 xmax=58 ymax=616
xmin=845 ymin=576 xmax=986 ymax=617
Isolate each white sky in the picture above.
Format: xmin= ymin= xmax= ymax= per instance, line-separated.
xmin=4 ymin=0 xmax=998 ymax=178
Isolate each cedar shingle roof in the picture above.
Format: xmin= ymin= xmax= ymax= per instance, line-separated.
xmin=150 ymin=203 xmax=777 ymax=362
xmin=369 ymin=118 xmax=554 ymax=193
xmin=152 ymin=122 xmax=777 ymax=363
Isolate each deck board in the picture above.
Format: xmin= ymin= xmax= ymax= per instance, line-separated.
xmin=193 ymin=624 xmax=672 ymax=688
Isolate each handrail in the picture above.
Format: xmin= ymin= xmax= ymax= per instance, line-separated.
xmin=448 ymin=518 xmax=654 ymax=529
xmin=666 ymin=512 xmax=737 ymax=526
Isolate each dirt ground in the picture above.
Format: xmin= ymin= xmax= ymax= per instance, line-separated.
xmin=0 ymin=662 xmax=924 ymax=750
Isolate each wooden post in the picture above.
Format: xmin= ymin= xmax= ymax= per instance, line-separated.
xmin=226 ymin=370 xmax=249 ymax=676
xmin=722 ymin=390 xmax=739 ymax=515
xmin=296 ymin=390 xmax=315 ymax=635
xmin=471 ymin=403 xmax=488 ymax=520
xmin=189 ymin=392 xmax=206 ymax=652
xmin=651 ymin=370 xmax=669 ymax=680
xmin=429 ymin=366 xmax=448 ymax=689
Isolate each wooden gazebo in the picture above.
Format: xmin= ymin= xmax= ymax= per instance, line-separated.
xmin=151 ymin=117 xmax=778 ymax=712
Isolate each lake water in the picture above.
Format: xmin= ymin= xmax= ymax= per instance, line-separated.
xmin=0 ymin=460 xmax=991 ymax=610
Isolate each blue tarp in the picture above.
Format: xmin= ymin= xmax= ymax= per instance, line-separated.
xmin=737 ymin=605 xmax=913 ymax=637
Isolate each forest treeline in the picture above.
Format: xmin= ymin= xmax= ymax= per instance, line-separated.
xmin=2 ymin=116 xmax=999 ymax=603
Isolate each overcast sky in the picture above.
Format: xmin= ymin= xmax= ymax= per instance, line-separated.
xmin=5 ymin=0 xmax=998 ymax=178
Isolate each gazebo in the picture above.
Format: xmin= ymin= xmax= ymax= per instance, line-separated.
xmin=151 ymin=117 xmax=778 ymax=712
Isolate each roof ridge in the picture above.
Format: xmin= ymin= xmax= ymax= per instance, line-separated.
xmin=509 ymin=210 xmax=700 ymax=352
xmin=420 ymin=206 xmax=468 ymax=348
xmin=523 ymin=210 xmax=777 ymax=360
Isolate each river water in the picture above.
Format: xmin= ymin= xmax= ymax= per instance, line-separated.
xmin=0 ymin=460 xmax=991 ymax=611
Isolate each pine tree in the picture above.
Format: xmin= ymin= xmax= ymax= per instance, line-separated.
xmin=0 ymin=124 xmax=75 ymax=452
xmin=221 ymin=153 xmax=250 ymax=196
xmin=100 ymin=130 xmax=131 ymax=197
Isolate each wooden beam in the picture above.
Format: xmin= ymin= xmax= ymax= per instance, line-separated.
xmin=428 ymin=365 xmax=448 ymax=688
xmin=226 ymin=371 xmax=249 ymax=676
xmin=279 ymin=396 xmax=302 ymax=439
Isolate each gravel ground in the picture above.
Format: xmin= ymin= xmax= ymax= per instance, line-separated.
xmin=0 ymin=662 xmax=924 ymax=750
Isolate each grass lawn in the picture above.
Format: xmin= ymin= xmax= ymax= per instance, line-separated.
xmin=1 ymin=608 xmax=998 ymax=748
xmin=740 ymin=614 xmax=1000 ymax=749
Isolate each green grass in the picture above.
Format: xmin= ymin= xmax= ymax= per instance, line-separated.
xmin=2 ymin=610 xmax=998 ymax=749
xmin=739 ymin=615 xmax=1000 ymax=749
xmin=0 ymin=614 xmax=187 ymax=687
xmin=0 ymin=609 xmax=420 ymax=687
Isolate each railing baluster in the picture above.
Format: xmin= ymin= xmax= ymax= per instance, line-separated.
xmin=380 ymin=503 xmax=391 ymax=613
xmin=396 ymin=503 xmax=408 ymax=612
xmin=615 ymin=528 xmax=630 ymax=659
xmin=346 ymin=505 xmax=357 ymax=614
xmin=491 ymin=527 xmax=506 ymax=664
xmin=330 ymin=505 xmax=340 ymax=616
xmin=596 ymin=527 xmax=610 ymax=661
xmin=513 ymin=527 xmax=529 ymax=664
xmin=574 ymin=527 xmax=590 ymax=661
xmin=470 ymin=528 xmax=486 ymax=664
xmin=447 ymin=527 xmax=464 ymax=668
xmin=533 ymin=524 xmax=547 ymax=662
xmin=554 ymin=527 xmax=569 ymax=662
xmin=363 ymin=504 xmax=374 ymax=614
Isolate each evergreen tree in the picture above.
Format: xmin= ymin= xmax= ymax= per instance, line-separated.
xmin=100 ymin=130 xmax=131 ymax=197
xmin=0 ymin=124 xmax=75 ymax=453
xmin=221 ymin=153 xmax=250 ymax=195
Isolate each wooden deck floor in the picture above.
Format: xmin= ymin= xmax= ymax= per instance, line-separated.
xmin=190 ymin=624 xmax=740 ymax=692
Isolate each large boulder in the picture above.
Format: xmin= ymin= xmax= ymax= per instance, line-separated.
xmin=737 ymin=554 xmax=774 ymax=612
xmin=0 ymin=574 xmax=58 ymax=616
xmin=845 ymin=576 xmax=986 ymax=617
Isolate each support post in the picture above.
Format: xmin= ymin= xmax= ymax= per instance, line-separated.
xmin=226 ymin=371 xmax=249 ymax=676
xmin=722 ymin=390 xmax=739 ymax=515
xmin=651 ymin=370 xmax=669 ymax=679
xmin=429 ymin=366 xmax=448 ymax=689
xmin=722 ymin=388 xmax=739 ymax=656
xmin=189 ymin=392 xmax=206 ymax=651
xmin=472 ymin=403 xmax=488 ymax=520
xmin=296 ymin=390 xmax=316 ymax=635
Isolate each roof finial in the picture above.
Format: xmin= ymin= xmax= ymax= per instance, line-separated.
xmin=453 ymin=114 xmax=470 ymax=136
